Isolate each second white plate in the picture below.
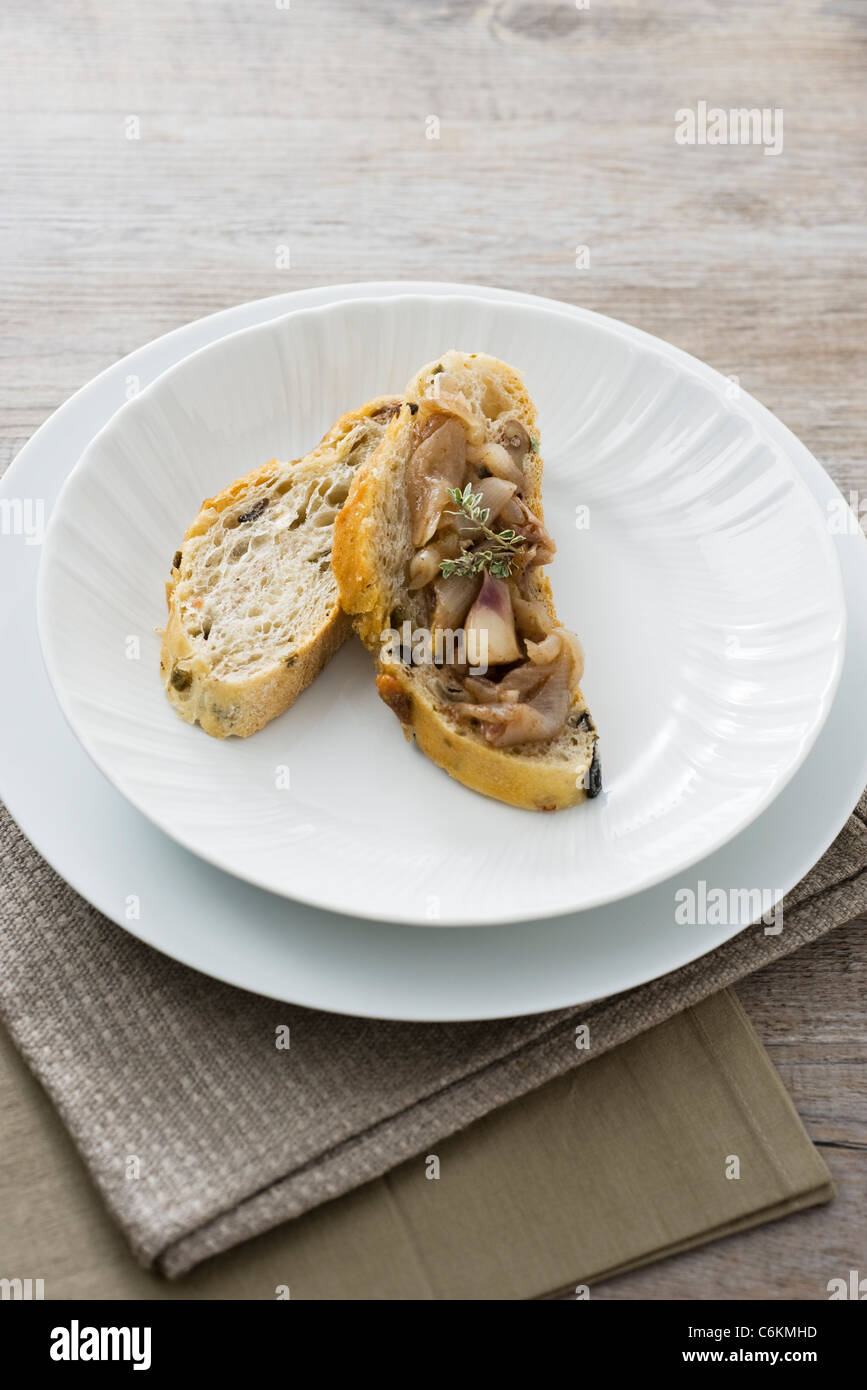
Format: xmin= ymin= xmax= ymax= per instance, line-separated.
xmin=37 ymin=293 xmax=845 ymax=925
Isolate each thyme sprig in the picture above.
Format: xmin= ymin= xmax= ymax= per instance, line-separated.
xmin=439 ymin=485 xmax=527 ymax=580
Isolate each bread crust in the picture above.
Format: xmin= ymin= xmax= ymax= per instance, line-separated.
xmin=333 ymin=352 xmax=598 ymax=811
xmin=161 ymin=396 xmax=400 ymax=738
xmin=375 ymin=673 xmax=595 ymax=812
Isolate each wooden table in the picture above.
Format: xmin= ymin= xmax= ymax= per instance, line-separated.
xmin=1 ymin=0 xmax=864 ymax=1299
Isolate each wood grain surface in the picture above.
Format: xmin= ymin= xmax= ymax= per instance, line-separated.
xmin=1 ymin=0 xmax=864 ymax=1299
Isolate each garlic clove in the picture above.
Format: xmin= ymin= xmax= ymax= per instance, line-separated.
xmin=407 ymin=544 xmax=443 ymax=590
xmin=474 ymin=475 xmax=517 ymax=521
xmin=476 ymin=441 xmax=524 ymax=487
xmin=464 ymin=574 xmax=522 ymax=666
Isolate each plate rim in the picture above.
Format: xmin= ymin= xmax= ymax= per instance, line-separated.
xmin=1 ymin=281 xmax=863 ymax=1019
xmin=34 ymin=289 xmax=847 ymax=926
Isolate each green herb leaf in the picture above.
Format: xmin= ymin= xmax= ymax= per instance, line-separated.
xmin=439 ymin=487 xmax=528 ymax=580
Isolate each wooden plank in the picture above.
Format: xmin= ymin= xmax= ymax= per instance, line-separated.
xmin=1 ymin=0 xmax=864 ymax=1298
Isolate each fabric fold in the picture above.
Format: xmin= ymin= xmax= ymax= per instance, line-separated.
xmin=0 ymin=791 xmax=864 ymax=1279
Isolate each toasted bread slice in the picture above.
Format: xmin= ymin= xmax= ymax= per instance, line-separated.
xmin=160 ymin=396 xmax=401 ymax=738
xmin=333 ymin=351 xmax=600 ymax=810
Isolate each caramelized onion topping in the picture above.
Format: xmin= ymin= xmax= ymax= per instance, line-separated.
xmin=402 ymin=405 xmax=583 ymax=747
xmin=454 ymin=630 xmax=578 ymax=748
xmin=430 ymin=573 xmax=481 ymax=632
xmin=407 ymin=417 xmax=466 ymax=547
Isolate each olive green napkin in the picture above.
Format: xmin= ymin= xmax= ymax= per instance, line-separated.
xmin=0 ymin=990 xmax=832 ymax=1298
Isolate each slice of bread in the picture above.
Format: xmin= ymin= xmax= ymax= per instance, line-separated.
xmin=333 ymin=351 xmax=600 ymax=811
xmin=160 ymin=396 xmax=401 ymax=738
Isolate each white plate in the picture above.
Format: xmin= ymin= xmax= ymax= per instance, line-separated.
xmin=36 ymin=294 xmax=845 ymax=925
xmin=3 ymin=283 xmax=865 ymax=1019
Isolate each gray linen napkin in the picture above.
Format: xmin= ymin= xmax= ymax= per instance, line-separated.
xmin=0 ymin=793 xmax=865 ymax=1278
